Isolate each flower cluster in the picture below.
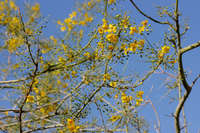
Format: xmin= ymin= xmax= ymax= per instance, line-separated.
xmin=158 ymin=45 xmax=170 ymax=58
xmin=136 ymin=91 xmax=144 ymax=106
xmin=121 ymin=92 xmax=133 ymax=103
xmin=67 ymin=119 xmax=80 ymax=133
xmin=121 ymin=39 xmax=145 ymax=55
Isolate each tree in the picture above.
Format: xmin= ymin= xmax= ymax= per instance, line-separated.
xmin=0 ymin=0 xmax=199 ymax=132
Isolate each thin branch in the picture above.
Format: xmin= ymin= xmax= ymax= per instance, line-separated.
xmin=191 ymin=73 xmax=200 ymax=88
xmin=24 ymin=124 xmax=63 ymax=133
xmin=95 ymin=102 xmax=107 ymax=132
xmin=0 ymin=114 xmax=56 ymax=129
xmin=148 ymin=99 xmax=160 ymax=133
xmin=132 ymin=60 xmax=162 ymax=88
xmin=0 ymin=77 xmax=29 ymax=84
xmin=0 ymin=109 xmax=29 ymax=113
xmin=180 ymin=41 xmax=200 ymax=54
xmin=73 ymin=83 xmax=105 ymax=118
xmin=129 ymin=0 xmax=169 ymax=25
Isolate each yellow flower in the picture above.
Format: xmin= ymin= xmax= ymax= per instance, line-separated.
xmin=121 ymin=92 xmax=133 ymax=103
xmin=136 ymin=91 xmax=144 ymax=98
xmin=108 ymin=45 xmax=114 ymax=50
xmin=121 ymin=16 xmax=129 ymax=28
xmin=161 ymin=45 xmax=170 ymax=54
xmin=108 ymin=0 xmax=116 ymax=4
xmin=138 ymin=39 xmax=145 ymax=49
xmin=98 ymin=27 xmax=104 ymax=34
xmin=84 ymin=52 xmax=90 ymax=58
xmin=158 ymin=45 xmax=170 ymax=59
xmin=107 ymin=24 xmax=117 ymax=33
xmin=64 ymin=18 xmax=72 ymax=24
xmin=136 ymin=99 xmax=143 ymax=106
xmin=26 ymin=96 xmax=34 ymax=103
xmin=129 ymin=27 xmax=138 ymax=35
xmin=109 ymin=81 xmax=117 ymax=87
xmin=69 ymin=11 xmax=77 ymax=19
xmin=168 ymin=60 xmax=176 ymax=64
xmin=33 ymin=87 xmax=39 ymax=94
xmin=9 ymin=1 xmax=18 ymax=10
xmin=138 ymin=26 xmax=145 ymax=33
xmin=106 ymin=33 xmax=118 ymax=44
xmin=129 ymin=42 xmax=138 ymax=52
xmin=109 ymin=115 xmax=121 ymax=122
xmin=79 ymin=20 xmax=86 ymax=26
xmin=103 ymin=73 xmax=111 ymax=81
xmin=141 ymin=20 xmax=148 ymax=27
xmin=60 ymin=26 xmax=66 ymax=32
xmin=32 ymin=3 xmax=40 ymax=12
xmin=40 ymin=91 xmax=46 ymax=97
xmin=67 ymin=119 xmax=80 ymax=133
xmin=57 ymin=20 xmax=63 ymax=25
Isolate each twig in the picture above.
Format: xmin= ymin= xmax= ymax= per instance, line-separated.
xmin=191 ymin=73 xmax=200 ymax=88
xmin=129 ymin=0 xmax=168 ymax=25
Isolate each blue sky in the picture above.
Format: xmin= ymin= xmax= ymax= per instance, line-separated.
xmin=36 ymin=0 xmax=200 ymax=132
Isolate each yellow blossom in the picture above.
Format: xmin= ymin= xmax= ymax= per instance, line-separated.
xmin=161 ymin=45 xmax=170 ymax=54
xmin=109 ymin=115 xmax=121 ymax=122
xmin=98 ymin=27 xmax=104 ymax=34
xmin=141 ymin=20 xmax=148 ymax=27
xmin=108 ymin=45 xmax=114 ymax=50
xmin=103 ymin=73 xmax=111 ymax=81
xmin=129 ymin=27 xmax=138 ymax=35
xmin=109 ymin=81 xmax=117 ymax=87
xmin=106 ymin=33 xmax=118 ymax=44
xmin=33 ymin=87 xmax=39 ymax=94
xmin=129 ymin=42 xmax=138 ymax=52
xmin=108 ymin=0 xmax=116 ymax=4
xmin=71 ymin=70 xmax=77 ymax=77
xmin=98 ymin=42 xmax=104 ymax=49
xmin=158 ymin=45 xmax=170 ymax=59
xmin=138 ymin=39 xmax=145 ymax=49
xmin=138 ymin=26 xmax=145 ymax=33
xmin=60 ymin=26 xmax=66 ymax=32
xmin=9 ymin=1 xmax=18 ymax=10
xmin=69 ymin=11 xmax=77 ymax=19
xmin=79 ymin=20 xmax=86 ymax=26
xmin=31 ymin=3 xmax=40 ymax=12
xmin=67 ymin=119 xmax=80 ymax=133
xmin=107 ymin=24 xmax=117 ymax=33
xmin=136 ymin=99 xmax=143 ymax=106
xmin=121 ymin=92 xmax=133 ymax=103
xmin=136 ymin=91 xmax=144 ymax=98
xmin=40 ymin=91 xmax=46 ymax=97
xmin=84 ymin=52 xmax=90 ymax=58
xmin=64 ymin=18 xmax=72 ymax=24
xmin=26 ymin=96 xmax=34 ymax=103
xmin=121 ymin=16 xmax=129 ymax=28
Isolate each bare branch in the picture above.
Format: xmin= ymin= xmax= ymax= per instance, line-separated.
xmin=147 ymin=99 xmax=160 ymax=133
xmin=180 ymin=41 xmax=200 ymax=54
xmin=129 ymin=0 xmax=169 ymax=25
xmin=24 ymin=124 xmax=63 ymax=133
xmin=0 ymin=77 xmax=29 ymax=84
xmin=0 ymin=109 xmax=28 ymax=113
xmin=191 ymin=73 xmax=200 ymax=88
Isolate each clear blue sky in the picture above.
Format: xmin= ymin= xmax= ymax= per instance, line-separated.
xmin=9 ymin=0 xmax=200 ymax=132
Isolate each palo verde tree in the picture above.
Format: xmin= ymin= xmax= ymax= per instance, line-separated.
xmin=0 ymin=0 xmax=199 ymax=133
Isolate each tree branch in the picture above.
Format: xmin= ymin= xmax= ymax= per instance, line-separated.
xmin=129 ymin=0 xmax=168 ymax=25
xmin=180 ymin=41 xmax=200 ymax=54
